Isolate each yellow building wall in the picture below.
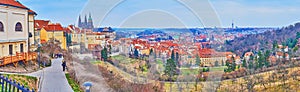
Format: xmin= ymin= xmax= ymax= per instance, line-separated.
xmin=39 ymin=28 xmax=67 ymax=50
xmin=0 ymin=41 xmax=27 ymax=58
xmin=140 ymin=49 xmax=150 ymax=55
xmin=40 ymin=28 xmax=48 ymax=43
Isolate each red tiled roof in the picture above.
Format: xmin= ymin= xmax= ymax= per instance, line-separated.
xmin=43 ymin=23 xmax=64 ymax=31
xmin=0 ymin=0 xmax=36 ymax=15
xmin=64 ymin=28 xmax=72 ymax=33
xmin=0 ymin=0 xmax=28 ymax=9
xmin=198 ymin=48 xmax=225 ymax=58
xmin=35 ymin=20 xmax=50 ymax=30
xmin=28 ymin=9 xmax=37 ymax=15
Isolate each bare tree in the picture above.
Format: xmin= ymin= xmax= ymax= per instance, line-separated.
xmin=244 ymin=76 xmax=256 ymax=92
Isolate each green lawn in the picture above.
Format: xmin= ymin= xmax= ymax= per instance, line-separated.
xmin=112 ymin=55 xmax=139 ymax=64
xmin=180 ymin=68 xmax=200 ymax=75
xmin=180 ymin=66 xmax=227 ymax=75
xmin=65 ymin=74 xmax=83 ymax=92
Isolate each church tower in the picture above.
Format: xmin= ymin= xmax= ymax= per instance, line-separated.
xmin=78 ymin=13 xmax=94 ymax=29
xmin=88 ymin=13 xmax=94 ymax=29
xmin=84 ymin=15 xmax=88 ymax=28
xmin=78 ymin=15 xmax=82 ymax=28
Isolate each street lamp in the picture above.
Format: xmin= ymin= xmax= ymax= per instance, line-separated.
xmin=38 ymin=44 xmax=41 ymax=69
xmin=83 ymin=82 xmax=92 ymax=92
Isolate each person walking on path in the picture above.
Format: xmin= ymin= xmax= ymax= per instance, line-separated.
xmin=62 ymin=60 xmax=67 ymax=72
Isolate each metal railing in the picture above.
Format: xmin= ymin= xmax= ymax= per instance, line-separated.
xmin=0 ymin=74 xmax=35 ymax=92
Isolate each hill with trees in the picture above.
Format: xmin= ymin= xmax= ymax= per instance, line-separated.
xmin=224 ymin=23 xmax=300 ymax=56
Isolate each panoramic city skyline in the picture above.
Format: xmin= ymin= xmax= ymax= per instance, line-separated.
xmin=21 ymin=0 xmax=300 ymax=28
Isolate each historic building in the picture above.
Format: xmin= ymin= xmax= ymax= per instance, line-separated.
xmin=78 ymin=13 xmax=94 ymax=29
xmin=0 ymin=0 xmax=36 ymax=57
xmin=34 ymin=20 xmax=50 ymax=45
xmin=40 ymin=23 xmax=68 ymax=50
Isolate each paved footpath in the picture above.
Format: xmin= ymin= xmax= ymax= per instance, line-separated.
xmin=29 ymin=58 xmax=73 ymax=92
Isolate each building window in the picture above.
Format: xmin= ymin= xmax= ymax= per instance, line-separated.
xmin=9 ymin=45 xmax=13 ymax=55
xmin=0 ymin=22 xmax=3 ymax=32
xmin=20 ymin=44 xmax=24 ymax=53
xmin=15 ymin=22 xmax=22 ymax=32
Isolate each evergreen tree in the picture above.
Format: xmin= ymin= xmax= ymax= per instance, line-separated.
xmin=175 ymin=52 xmax=180 ymax=67
xmin=242 ymin=59 xmax=247 ymax=68
xmin=164 ymin=59 xmax=177 ymax=79
xmin=196 ymin=54 xmax=201 ymax=66
xmin=258 ymin=51 xmax=264 ymax=68
xmin=171 ymin=50 xmax=175 ymax=61
xmin=264 ymin=50 xmax=271 ymax=67
xmin=101 ymin=47 xmax=108 ymax=61
xmin=297 ymin=32 xmax=300 ymax=39
xmin=134 ymin=48 xmax=139 ymax=58
xmin=272 ymin=41 xmax=278 ymax=51
xmin=248 ymin=61 xmax=253 ymax=69
xmin=232 ymin=60 xmax=236 ymax=71
xmin=225 ymin=61 xmax=233 ymax=72
xmin=150 ymin=48 xmax=153 ymax=55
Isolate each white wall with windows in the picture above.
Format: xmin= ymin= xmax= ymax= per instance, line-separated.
xmin=0 ymin=5 xmax=29 ymax=57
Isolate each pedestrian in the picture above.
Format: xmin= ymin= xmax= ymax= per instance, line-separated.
xmin=62 ymin=60 xmax=66 ymax=72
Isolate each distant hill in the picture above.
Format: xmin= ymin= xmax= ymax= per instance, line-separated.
xmin=224 ymin=23 xmax=300 ymax=56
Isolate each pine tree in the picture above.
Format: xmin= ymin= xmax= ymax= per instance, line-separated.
xmin=171 ymin=50 xmax=175 ymax=61
xmin=248 ymin=61 xmax=253 ymax=69
xmin=175 ymin=52 xmax=180 ymax=67
xmin=164 ymin=59 xmax=177 ymax=80
xmin=196 ymin=54 xmax=201 ymax=66
xmin=150 ymin=48 xmax=153 ymax=55
xmin=258 ymin=51 xmax=264 ymax=68
xmin=242 ymin=59 xmax=247 ymax=68
xmin=101 ymin=47 xmax=108 ymax=61
xmin=134 ymin=48 xmax=139 ymax=58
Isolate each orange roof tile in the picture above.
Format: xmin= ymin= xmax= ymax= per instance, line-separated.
xmin=0 ymin=0 xmax=28 ymax=9
xmin=35 ymin=20 xmax=50 ymax=30
xmin=43 ymin=23 xmax=64 ymax=31
xmin=28 ymin=9 xmax=37 ymax=15
xmin=0 ymin=0 xmax=37 ymax=15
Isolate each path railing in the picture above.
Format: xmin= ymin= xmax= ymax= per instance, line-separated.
xmin=0 ymin=74 xmax=35 ymax=92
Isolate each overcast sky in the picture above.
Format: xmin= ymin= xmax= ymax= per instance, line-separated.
xmin=20 ymin=0 xmax=300 ymax=28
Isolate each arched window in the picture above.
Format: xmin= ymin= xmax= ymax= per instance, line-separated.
xmin=15 ymin=22 xmax=22 ymax=32
xmin=0 ymin=22 xmax=3 ymax=32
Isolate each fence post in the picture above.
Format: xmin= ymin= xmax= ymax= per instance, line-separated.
xmin=17 ymin=83 xmax=20 ymax=92
xmin=5 ymin=77 xmax=8 ymax=92
xmin=8 ymin=78 xmax=12 ymax=92
xmin=1 ymin=75 xmax=4 ymax=92
xmin=32 ymin=88 xmax=35 ymax=92
xmin=12 ymin=80 xmax=16 ymax=92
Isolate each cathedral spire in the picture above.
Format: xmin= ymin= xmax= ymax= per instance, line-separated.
xmin=84 ymin=15 xmax=87 ymax=25
xmin=88 ymin=12 xmax=94 ymax=29
xmin=88 ymin=12 xmax=92 ymax=21
xmin=78 ymin=15 xmax=82 ymax=27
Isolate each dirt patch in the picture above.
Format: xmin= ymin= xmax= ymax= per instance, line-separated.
xmin=67 ymin=55 xmax=114 ymax=92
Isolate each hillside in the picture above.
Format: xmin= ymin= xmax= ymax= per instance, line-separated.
xmin=225 ymin=23 xmax=300 ymax=56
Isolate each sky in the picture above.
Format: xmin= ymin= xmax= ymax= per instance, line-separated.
xmin=20 ymin=0 xmax=300 ymax=28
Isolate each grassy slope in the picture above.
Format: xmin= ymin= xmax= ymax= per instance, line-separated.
xmin=2 ymin=74 xmax=38 ymax=91
xmin=65 ymin=73 xmax=83 ymax=92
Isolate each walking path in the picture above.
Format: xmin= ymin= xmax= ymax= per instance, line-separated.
xmin=28 ymin=58 xmax=73 ymax=92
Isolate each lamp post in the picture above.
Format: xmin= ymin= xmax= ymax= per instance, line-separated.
xmin=38 ymin=44 xmax=41 ymax=69
xmin=83 ymin=82 xmax=92 ymax=92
